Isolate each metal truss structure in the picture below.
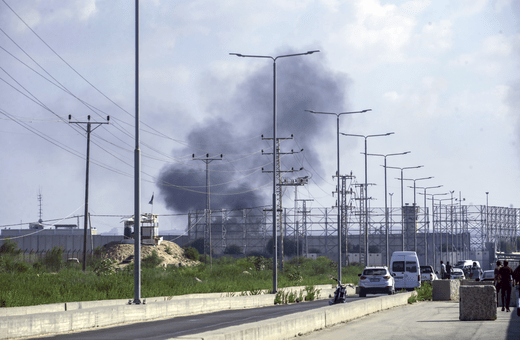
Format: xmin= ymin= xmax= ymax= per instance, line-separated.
xmin=187 ymin=202 xmax=518 ymax=267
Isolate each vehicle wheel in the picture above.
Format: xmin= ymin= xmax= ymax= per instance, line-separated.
xmin=359 ymin=289 xmax=366 ymax=297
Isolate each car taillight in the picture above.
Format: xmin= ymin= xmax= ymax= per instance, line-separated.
xmin=418 ymin=275 xmax=421 ymax=281
xmin=360 ymin=276 xmax=367 ymax=280
xmin=383 ymin=276 xmax=391 ymax=279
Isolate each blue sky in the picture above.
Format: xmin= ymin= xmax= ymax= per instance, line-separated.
xmin=0 ymin=0 xmax=519 ymax=234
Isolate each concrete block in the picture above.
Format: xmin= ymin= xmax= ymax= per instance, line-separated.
xmin=459 ymin=285 xmax=496 ymax=321
xmin=432 ymin=279 xmax=460 ymax=301
xmin=461 ymin=280 xmax=493 ymax=286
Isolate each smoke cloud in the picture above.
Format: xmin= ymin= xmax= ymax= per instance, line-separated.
xmin=158 ymin=53 xmax=350 ymax=213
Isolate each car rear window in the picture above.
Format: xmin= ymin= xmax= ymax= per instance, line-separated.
xmin=392 ymin=261 xmax=404 ymax=272
xmin=405 ymin=262 xmax=417 ymax=272
xmin=421 ymin=267 xmax=432 ymax=273
xmin=363 ymin=269 xmax=387 ymax=276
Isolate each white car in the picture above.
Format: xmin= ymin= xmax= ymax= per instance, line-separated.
xmin=358 ymin=266 xmax=395 ymax=297
xmin=481 ymin=270 xmax=495 ymax=282
xmin=450 ymin=267 xmax=465 ymax=280
xmin=420 ymin=265 xmax=438 ymax=282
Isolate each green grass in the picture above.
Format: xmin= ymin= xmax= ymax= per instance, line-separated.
xmin=0 ymin=247 xmax=364 ymax=307
xmin=408 ymin=281 xmax=433 ymax=304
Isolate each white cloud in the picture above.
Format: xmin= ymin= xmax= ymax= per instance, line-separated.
xmin=452 ymin=0 xmax=489 ymax=17
xmin=494 ymin=0 xmax=512 ymax=13
xmin=450 ymin=33 xmax=519 ymax=76
xmin=420 ymin=19 xmax=453 ymax=52
xmin=326 ymin=0 xmax=422 ymax=72
xmin=76 ymin=0 xmax=97 ymax=21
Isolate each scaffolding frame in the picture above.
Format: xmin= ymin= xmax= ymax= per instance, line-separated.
xmin=186 ymin=204 xmax=519 ymax=268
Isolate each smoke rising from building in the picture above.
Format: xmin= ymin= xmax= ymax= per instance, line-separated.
xmin=158 ymin=54 xmax=351 ymax=213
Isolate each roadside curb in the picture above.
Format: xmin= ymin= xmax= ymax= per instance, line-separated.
xmin=174 ymin=291 xmax=416 ymax=340
xmin=0 ymin=284 xmax=339 ymax=339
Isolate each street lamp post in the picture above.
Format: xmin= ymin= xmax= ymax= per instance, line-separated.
xmin=341 ymin=132 xmax=394 ymax=266
xmin=386 ymin=166 xmax=423 ymax=251
xmin=366 ymin=151 xmax=410 ymax=267
xmin=305 ymin=109 xmax=371 ymax=283
xmin=230 ymin=50 xmax=319 ymax=293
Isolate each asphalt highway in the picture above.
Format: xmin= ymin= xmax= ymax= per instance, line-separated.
xmin=35 ymin=295 xmax=377 ymax=340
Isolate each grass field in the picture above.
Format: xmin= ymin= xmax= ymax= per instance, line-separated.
xmin=0 ymin=240 xmax=364 ymax=307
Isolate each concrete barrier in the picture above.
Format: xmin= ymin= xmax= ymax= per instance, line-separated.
xmin=0 ymin=284 xmax=338 ymax=339
xmin=458 ymin=280 xmax=518 ymax=308
xmin=175 ymin=291 xmax=415 ymax=340
xmin=459 ymin=285 xmax=496 ymax=321
xmin=432 ymin=279 xmax=460 ymax=301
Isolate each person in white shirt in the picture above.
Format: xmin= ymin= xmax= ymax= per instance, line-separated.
xmin=470 ymin=262 xmax=483 ymax=281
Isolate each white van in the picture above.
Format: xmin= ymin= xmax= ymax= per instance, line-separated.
xmin=390 ymin=251 xmax=421 ymax=290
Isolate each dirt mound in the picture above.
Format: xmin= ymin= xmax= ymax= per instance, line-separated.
xmin=100 ymin=240 xmax=198 ymax=267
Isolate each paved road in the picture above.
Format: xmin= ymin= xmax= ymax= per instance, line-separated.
xmin=298 ymin=301 xmax=520 ymax=340
xmin=36 ymin=295 xmax=376 ymax=340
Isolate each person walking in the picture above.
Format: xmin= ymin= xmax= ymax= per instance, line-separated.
xmin=498 ymin=260 xmax=513 ymax=312
xmin=446 ymin=261 xmax=452 ymax=280
xmin=470 ymin=262 xmax=483 ymax=281
xmin=513 ymin=264 xmax=520 ymax=316
xmin=440 ymin=261 xmax=446 ymax=279
xmin=494 ymin=260 xmax=502 ymax=307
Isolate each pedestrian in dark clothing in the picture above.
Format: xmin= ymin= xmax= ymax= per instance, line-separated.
xmin=513 ymin=264 xmax=520 ymax=316
xmin=494 ymin=260 xmax=502 ymax=307
xmin=446 ymin=261 xmax=452 ymax=279
xmin=498 ymin=260 xmax=513 ymax=312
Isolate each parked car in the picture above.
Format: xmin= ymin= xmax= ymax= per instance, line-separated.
xmin=450 ymin=267 xmax=465 ymax=280
xmin=420 ymin=265 xmax=438 ymax=282
xmin=358 ymin=266 xmax=395 ymax=297
xmin=481 ymin=270 xmax=495 ymax=282
xmin=455 ymin=260 xmax=480 ymax=278
xmin=390 ymin=251 xmax=421 ymax=290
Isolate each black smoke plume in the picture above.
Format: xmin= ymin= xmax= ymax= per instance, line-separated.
xmin=158 ymin=52 xmax=350 ymax=213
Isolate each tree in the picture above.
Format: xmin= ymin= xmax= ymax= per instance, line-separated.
xmin=184 ymin=238 xmax=204 ymax=254
xmin=183 ymin=246 xmax=199 ymax=261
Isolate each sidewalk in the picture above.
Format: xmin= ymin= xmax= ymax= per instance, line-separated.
xmin=298 ymin=301 xmax=520 ymax=340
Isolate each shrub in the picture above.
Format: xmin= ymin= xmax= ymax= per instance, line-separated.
xmin=40 ymin=247 xmax=64 ymax=272
xmin=142 ymin=250 xmax=163 ymax=269
xmin=183 ymin=238 xmax=204 ymax=254
xmin=92 ymin=259 xmax=117 ymax=276
xmin=183 ymin=246 xmax=199 ymax=261
xmin=415 ymin=281 xmax=433 ymax=301
xmin=0 ymin=239 xmax=21 ymax=255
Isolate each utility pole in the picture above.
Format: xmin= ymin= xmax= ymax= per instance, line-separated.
xmin=281 ymin=176 xmax=308 ymax=265
xmin=262 ymin=135 xmax=302 ymax=270
xmin=333 ymin=173 xmax=355 ymax=267
xmin=69 ymin=114 xmax=109 ymax=272
xmin=296 ymin=199 xmax=313 ymax=257
xmin=192 ymin=153 xmax=223 ymax=266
